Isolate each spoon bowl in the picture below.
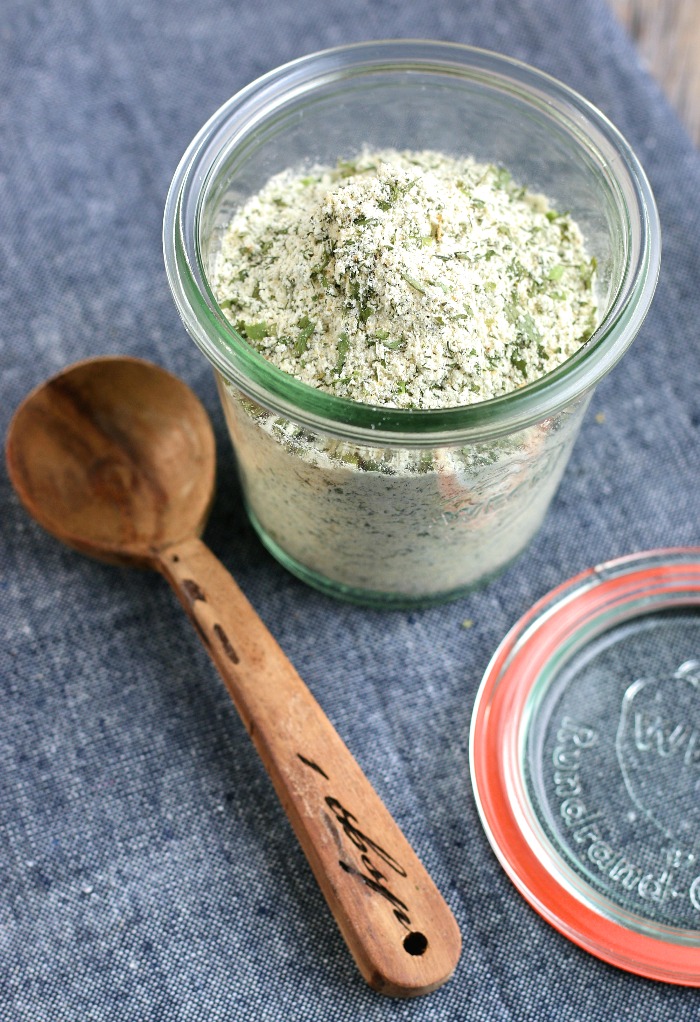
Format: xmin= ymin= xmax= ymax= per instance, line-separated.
xmin=5 ymin=356 xmax=461 ymax=997
xmin=6 ymin=356 xmax=215 ymax=566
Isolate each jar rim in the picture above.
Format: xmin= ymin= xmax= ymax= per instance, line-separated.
xmin=163 ymin=39 xmax=660 ymax=446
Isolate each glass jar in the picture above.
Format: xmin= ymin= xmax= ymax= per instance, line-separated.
xmin=163 ymin=41 xmax=660 ymax=609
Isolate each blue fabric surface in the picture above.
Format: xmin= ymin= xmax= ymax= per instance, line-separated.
xmin=1 ymin=1 xmax=699 ymax=1019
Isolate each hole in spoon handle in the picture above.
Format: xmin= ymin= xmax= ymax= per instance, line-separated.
xmin=404 ymin=932 xmax=429 ymax=956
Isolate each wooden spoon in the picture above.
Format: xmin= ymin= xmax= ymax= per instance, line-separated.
xmin=5 ymin=356 xmax=461 ymax=997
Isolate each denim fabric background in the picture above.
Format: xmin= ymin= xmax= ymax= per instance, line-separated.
xmin=1 ymin=0 xmax=699 ymax=1019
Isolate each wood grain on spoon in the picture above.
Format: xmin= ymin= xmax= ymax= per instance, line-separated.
xmin=5 ymin=356 xmax=462 ymax=997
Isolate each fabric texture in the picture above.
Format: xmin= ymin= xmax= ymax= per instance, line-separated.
xmin=1 ymin=0 xmax=699 ymax=1018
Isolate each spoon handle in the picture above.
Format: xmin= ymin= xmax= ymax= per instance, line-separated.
xmin=158 ymin=536 xmax=461 ymax=997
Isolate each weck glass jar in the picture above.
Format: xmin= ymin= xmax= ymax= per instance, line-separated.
xmin=163 ymin=40 xmax=660 ymax=608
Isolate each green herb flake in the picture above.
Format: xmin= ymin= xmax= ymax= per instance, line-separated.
xmin=293 ymin=315 xmax=316 ymax=356
xmin=383 ymin=335 xmax=406 ymax=351
xmin=401 ymin=272 xmax=426 ymax=295
xmin=516 ymin=314 xmax=542 ymax=346
xmin=580 ymin=256 xmax=598 ymax=290
xmin=335 ymin=332 xmax=350 ymax=374
xmin=504 ymin=300 xmax=519 ymax=325
xmin=237 ymin=320 xmax=270 ymax=342
xmin=545 ymin=209 xmax=569 ymax=222
xmin=510 ymin=352 xmax=528 ymax=375
xmin=491 ymin=166 xmax=511 ymax=190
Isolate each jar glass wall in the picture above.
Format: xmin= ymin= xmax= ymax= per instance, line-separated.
xmin=164 ymin=41 xmax=660 ymax=608
xmin=216 ymin=379 xmax=592 ymax=604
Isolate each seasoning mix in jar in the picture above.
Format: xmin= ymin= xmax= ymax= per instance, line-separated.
xmin=164 ymin=41 xmax=660 ymax=608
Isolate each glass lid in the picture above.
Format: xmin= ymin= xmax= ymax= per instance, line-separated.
xmin=470 ymin=548 xmax=700 ymax=984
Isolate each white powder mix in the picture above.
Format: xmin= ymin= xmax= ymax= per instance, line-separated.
xmin=210 ymin=150 xmax=599 ymax=603
xmin=212 ymin=149 xmax=597 ymax=408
